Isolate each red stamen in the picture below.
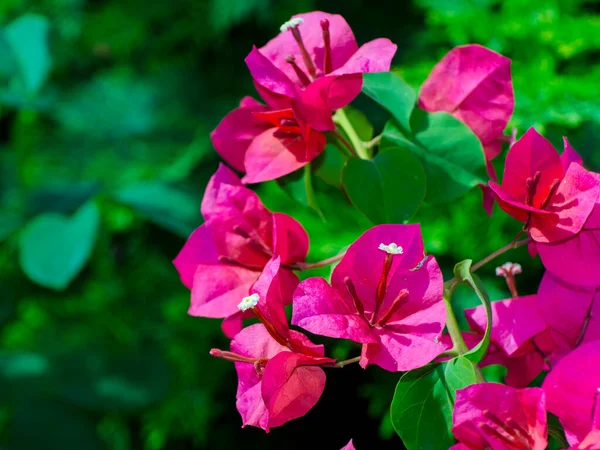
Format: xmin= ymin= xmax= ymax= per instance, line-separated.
xmin=344 ymin=276 xmax=365 ymax=317
xmin=505 ymin=275 xmax=519 ymax=298
xmin=482 ymin=410 xmax=532 ymax=449
xmin=478 ymin=423 xmax=528 ymax=449
xmin=251 ymin=306 xmax=293 ymax=350
xmin=320 ymin=19 xmax=332 ymax=74
xmin=290 ymin=26 xmax=317 ymax=79
xmin=506 ymin=418 xmax=535 ymax=447
xmin=285 ymin=55 xmax=311 ymax=86
xmin=525 ymin=171 xmax=542 ymax=206
xmin=373 ymin=253 xmax=393 ymax=321
xmin=218 ymin=255 xmax=264 ymax=271
xmin=375 ymin=289 xmax=409 ymax=326
xmin=232 ymin=225 xmax=273 ymax=258
xmin=539 ymin=178 xmax=561 ymax=210
xmin=210 ymin=349 xmax=258 ymax=364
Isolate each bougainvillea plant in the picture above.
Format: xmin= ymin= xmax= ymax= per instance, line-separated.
xmin=174 ymin=11 xmax=600 ymax=450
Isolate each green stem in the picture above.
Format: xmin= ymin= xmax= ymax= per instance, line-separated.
xmin=444 ymin=291 xmax=487 ymax=383
xmin=331 ymin=130 xmax=355 ymax=157
xmin=333 ymin=108 xmax=369 ymax=159
xmin=292 ymin=252 xmax=345 ymax=271
xmin=304 ymin=163 xmax=325 ymax=221
xmin=443 ymin=291 xmax=468 ymax=355
xmin=323 ymin=356 xmax=361 ymax=368
xmin=444 ymin=237 xmax=531 ymax=290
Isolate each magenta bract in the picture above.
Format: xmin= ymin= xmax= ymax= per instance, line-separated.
xmin=211 ymin=94 xmax=327 ymax=183
xmin=543 ymin=341 xmax=600 ymax=446
xmin=230 ymin=324 xmax=331 ymax=432
xmin=292 ymin=224 xmax=446 ymax=371
xmin=419 ymin=44 xmax=514 ymax=162
xmin=489 ymin=128 xmax=599 ymax=243
xmin=248 ymin=11 xmax=396 ymax=131
xmin=452 ymin=383 xmax=548 ymax=450
xmin=173 ymin=164 xmax=308 ymax=336
xmin=537 ymin=179 xmax=600 ymax=286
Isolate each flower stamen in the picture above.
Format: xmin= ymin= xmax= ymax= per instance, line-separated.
xmin=282 ymin=17 xmax=318 ymax=79
xmin=285 ymin=55 xmax=311 ymax=87
xmin=344 ymin=276 xmax=365 ymax=317
xmin=320 ymin=19 xmax=332 ymax=74
xmin=238 ymin=293 xmax=260 ymax=312
xmin=375 ymin=289 xmax=409 ymax=326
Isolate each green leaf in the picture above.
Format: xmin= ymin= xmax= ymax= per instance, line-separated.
xmin=362 ymin=72 xmax=417 ymax=132
xmin=343 ymin=106 xmax=374 ymax=141
xmin=19 ymin=201 xmax=100 ymax=290
xmin=444 ymin=356 xmax=478 ymax=399
xmin=391 ymin=359 xmax=476 ymax=450
xmin=342 ymin=147 xmax=426 ymax=224
xmin=114 ymin=182 xmax=201 ymax=238
xmin=382 ymin=110 xmax=486 ymax=203
xmin=3 ymin=14 xmax=51 ymax=94
xmin=313 ymin=143 xmax=347 ymax=187
xmin=453 ymin=259 xmax=492 ymax=363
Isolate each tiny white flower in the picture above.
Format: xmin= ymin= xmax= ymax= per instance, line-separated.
xmin=378 ymin=243 xmax=403 ymax=255
xmin=238 ymin=293 xmax=260 ymax=312
xmin=280 ymin=17 xmax=304 ymax=32
xmin=495 ymin=262 xmax=522 ymax=277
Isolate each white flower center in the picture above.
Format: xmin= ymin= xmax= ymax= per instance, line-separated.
xmin=495 ymin=262 xmax=522 ymax=277
xmin=280 ymin=17 xmax=304 ymax=32
xmin=238 ymin=293 xmax=260 ymax=312
xmin=378 ymin=243 xmax=403 ymax=255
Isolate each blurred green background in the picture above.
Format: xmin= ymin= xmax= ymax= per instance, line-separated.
xmin=1 ymin=0 xmax=599 ymax=448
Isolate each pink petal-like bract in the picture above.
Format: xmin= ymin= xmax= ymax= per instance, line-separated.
xmin=465 ymin=295 xmax=547 ymax=357
xmin=242 ymin=123 xmax=326 ymax=184
xmin=538 ymin=182 xmax=600 ymax=286
xmin=174 ymin=165 xmax=309 ymax=330
xmin=537 ymin=273 xmax=600 ymax=353
xmin=419 ymin=44 xmax=514 ymax=159
xmin=452 ymin=383 xmax=548 ymax=450
xmin=210 ymin=96 xmax=270 ymax=172
xmin=543 ymin=341 xmax=600 ymax=446
xmin=230 ymin=324 xmax=331 ymax=432
xmin=248 ymin=11 xmax=396 ymax=131
xmin=489 ymin=128 xmax=600 ymax=243
xmin=261 ymin=351 xmax=330 ymax=428
xmin=340 ymin=440 xmax=356 ymax=450
xmin=293 ymin=224 xmax=446 ymax=371
xmin=561 ymin=137 xmax=583 ymax=171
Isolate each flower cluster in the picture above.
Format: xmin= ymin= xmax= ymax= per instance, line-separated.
xmin=172 ymin=9 xmax=600 ymax=449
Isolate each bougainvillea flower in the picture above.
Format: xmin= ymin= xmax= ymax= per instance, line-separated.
xmin=173 ymin=164 xmax=309 ymax=336
xmin=543 ymin=341 xmax=600 ymax=446
xmin=210 ymin=259 xmax=333 ymax=431
xmin=213 ymin=323 xmax=331 ymax=432
xmin=292 ymin=224 xmax=446 ymax=372
xmin=419 ymin=44 xmax=514 ymax=162
xmin=210 ymin=95 xmax=327 ymax=183
xmin=464 ymin=295 xmax=552 ymax=387
xmin=246 ymin=11 xmax=397 ymax=131
xmin=537 ymin=181 xmax=600 ymax=287
xmin=451 ymin=383 xmax=548 ymax=450
xmin=340 ymin=440 xmax=356 ymax=450
xmin=537 ymin=273 xmax=600 ymax=356
xmin=488 ymin=128 xmax=600 ymax=243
